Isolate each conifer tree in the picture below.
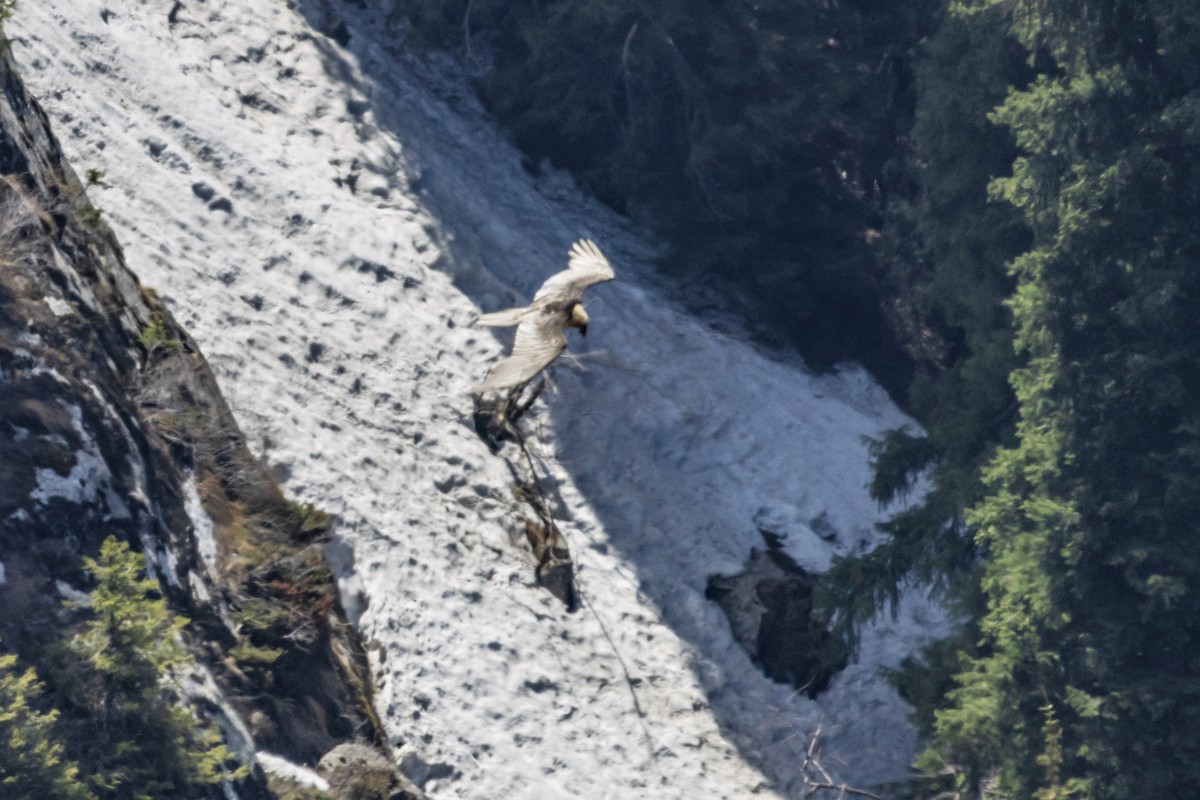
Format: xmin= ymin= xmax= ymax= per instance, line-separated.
xmin=0 ymin=652 xmax=94 ymax=800
xmin=923 ymin=2 xmax=1200 ymax=796
xmin=65 ymin=537 xmax=242 ymax=799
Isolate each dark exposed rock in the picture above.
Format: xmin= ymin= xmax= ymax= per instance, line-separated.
xmin=472 ymin=382 xmax=580 ymax=611
xmin=239 ymin=92 xmax=281 ymax=114
xmin=706 ymin=533 xmax=848 ymax=699
xmin=755 ymin=575 xmax=848 ymax=696
xmin=0 ymin=38 xmax=195 ymax=653
xmin=523 ymin=677 xmax=558 ymax=694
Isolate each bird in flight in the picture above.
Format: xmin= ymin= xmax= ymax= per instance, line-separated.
xmin=471 ymin=239 xmax=615 ymax=394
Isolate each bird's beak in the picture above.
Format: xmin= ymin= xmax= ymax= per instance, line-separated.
xmin=570 ymin=303 xmax=590 ymax=336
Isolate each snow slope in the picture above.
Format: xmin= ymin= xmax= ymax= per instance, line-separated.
xmin=11 ymin=1 xmax=944 ymax=796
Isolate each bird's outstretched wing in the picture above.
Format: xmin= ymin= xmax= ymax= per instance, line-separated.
xmin=471 ymin=308 xmax=568 ymax=393
xmin=532 ymin=239 xmax=615 ymax=304
xmin=476 ymin=307 xmax=527 ymax=327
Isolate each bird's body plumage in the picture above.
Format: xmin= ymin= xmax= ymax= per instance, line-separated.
xmin=471 ymin=239 xmax=614 ymax=394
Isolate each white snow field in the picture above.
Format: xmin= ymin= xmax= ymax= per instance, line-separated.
xmin=12 ymin=1 xmax=945 ymax=796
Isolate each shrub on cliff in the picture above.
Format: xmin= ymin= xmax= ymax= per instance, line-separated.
xmin=56 ymin=537 xmax=244 ymax=799
xmin=0 ymin=652 xmax=94 ymax=800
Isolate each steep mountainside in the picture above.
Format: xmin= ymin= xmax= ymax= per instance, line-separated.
xmin=0 ymin=36 xmax=414 ymax=800
xmin=10 ymin=0 xmax=945 ymax=796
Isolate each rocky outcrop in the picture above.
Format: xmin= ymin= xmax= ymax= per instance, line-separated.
xmin=0 ymin=40 xmax=415 ymax=799
xmin=473 ymin=383 xmax=578 ymax=611
xmin=0 ymin=36 xmax=193 ymax=665
xmin=707 ymin=531 xmax=849 ymax=700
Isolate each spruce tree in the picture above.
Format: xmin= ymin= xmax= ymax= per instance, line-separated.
xmin=0 ymin=652 xmax=94 ymax=800
xmin=65 ymin=537 xmax=242 ymax=799
xmin=924 ymin=2 xmax=1200 ymax=796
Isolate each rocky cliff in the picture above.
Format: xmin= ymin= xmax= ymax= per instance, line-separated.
xmin=0 ymin=39 xmax=417 ymax=799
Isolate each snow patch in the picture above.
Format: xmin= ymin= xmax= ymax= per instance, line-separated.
xmin=44 ymin=295 xmax=72 ymax=316
xmin=325 ymin=535 xmax=367 ymax=626
xmin=255 ymin=753 xmax=331 ymax=792
xmin=27 ymin=397 xmax=131 ymax=520
xmin=29 ymin=403 xmax=106 ymax=503
xmin=754 ymin=502 xmax=842 ymax=573
xmin=184 ymin=475 xmax=219 ymax=581
xmin=156 ymin=545 xmax=181 ymax=590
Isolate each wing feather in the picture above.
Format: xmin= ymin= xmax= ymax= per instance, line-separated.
xmin=532 ymin=239 xmax=615 ymax=304
xmin=476 ymin=307 xmax=528 ymax=327
xmin=471 ymin=310 xmax=568 ymax=393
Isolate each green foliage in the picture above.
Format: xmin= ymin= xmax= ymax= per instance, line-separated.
xmin=137 ymin=317 xmax=182 ymax=357
xmin=84 ymin=169 xmax=110 ymax=189
xmin=0 ymin=652 xmax=94 ymax=800
xmin=907 ymin=1 xmax=1200 ymax=797
xmin=882 ymin=637 xmax=963 ymax=742
xmin=866 ymin=428 xmax=939 ymax=507
xmin=229 ymin=596 xmax=289 ymax=668
xmin=226 ymin=537 xmax=336 ymax=680
xmin=63 ymin=537 xmax=245 ymax=798
xmin=808 ymin=2 xmax=1200 ymax=797
xmin=77 ymin=203 xmax=105 ymax=230
xmin=285 ymin=500 xmax=332 ymax=541
xmin=265 ymin=773 xmax=334 ymax=800
xmin=227 ymin=641 xmax=284 ymax=666
xmin=74 ymin=538 xmax=191 ymax=684
xmin=0 ymin=1 xmax=14 ymax=24
xmin=1033 ymin=703 xmax=1090 ymax=800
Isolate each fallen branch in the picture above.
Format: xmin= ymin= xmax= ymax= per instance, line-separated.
xmin=799 ymin=726 xmax=885 ymax=800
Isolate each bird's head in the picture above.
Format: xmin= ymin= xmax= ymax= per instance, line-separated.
xmin=567 ymin=302 xmax=590 ymax=336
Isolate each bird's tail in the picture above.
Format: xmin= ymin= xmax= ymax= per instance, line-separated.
xmin=476 ymin=307 xmax=527 ymax=327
